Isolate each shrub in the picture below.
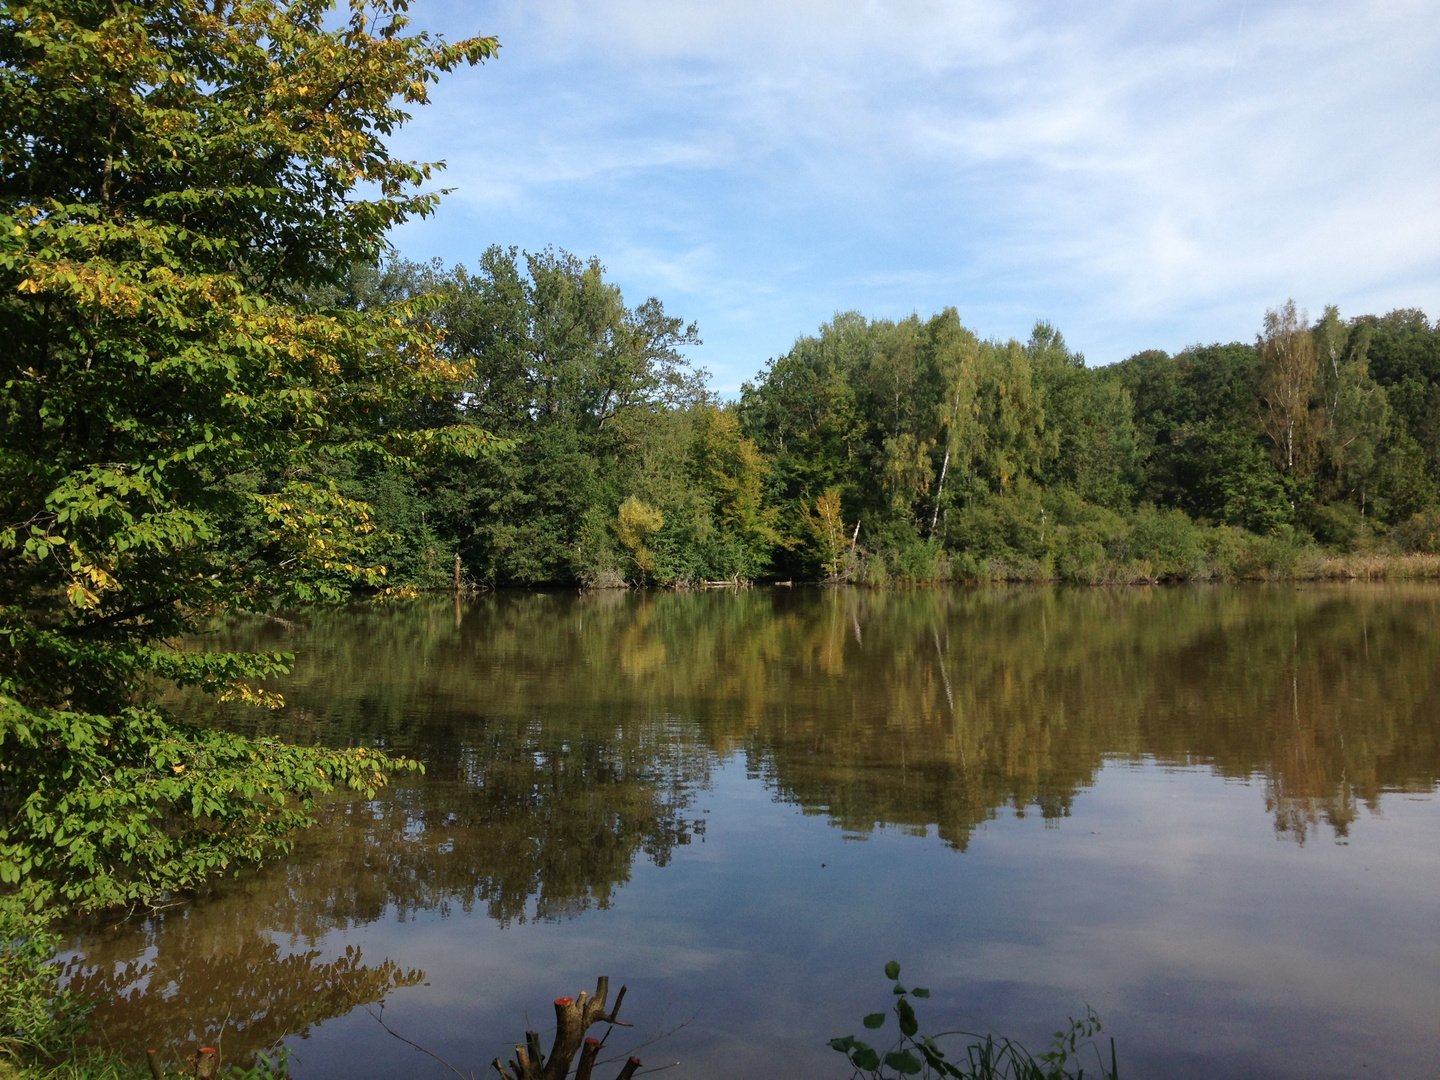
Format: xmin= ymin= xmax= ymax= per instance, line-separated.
xmin=1052 ymin=530 xmax=1113 ymax=584
xmin=1231 ymin=526 xmax=1312 ymax=580
xmin=862 ymin=552 xmax=893 ymax=587
xmin=891 ymin=540 xmax=946 ymax=584
xmin=946 ymin=489 xmax=1049 ymax=565
xmin=1305 ymin=502 xmax=1368 ymax=549
xmin=1391 ymin=512 xmax=1440 ymax=554
xmin=1124 ymin=507 xmax=1204 ymax=579
xmin=0 ymin=906 xmax=88 ymax=1059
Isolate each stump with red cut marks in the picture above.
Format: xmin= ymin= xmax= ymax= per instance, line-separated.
xmin=493 ymin=975 xmax=640 ymax=1080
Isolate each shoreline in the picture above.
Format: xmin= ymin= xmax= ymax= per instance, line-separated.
xmin=370 ymin=551 xmax=1440 ymax=597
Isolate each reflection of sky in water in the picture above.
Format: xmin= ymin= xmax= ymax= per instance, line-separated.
xmin=68 ymin=587 xmax=1440 ymax=1080
xmin=280 ymin=765 xmax=1438 ymax=1080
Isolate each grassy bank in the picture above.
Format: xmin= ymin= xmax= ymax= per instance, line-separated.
xmin=940 ymin=549 xmax=1440 ymax=587
xmin=1 ymin=1056 xmax=135 ymax=1080
xmin=1 ymin=1049 xmax=285 ymax=1080
xmin=826 ymin=502 xmax=1440 ymax=587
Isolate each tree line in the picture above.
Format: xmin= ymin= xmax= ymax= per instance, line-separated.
xmin=333 ymin=256 xmax=1440 ymax=588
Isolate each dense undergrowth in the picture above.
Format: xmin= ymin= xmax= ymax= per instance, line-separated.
xmin=827 ymin=500 xmax=1440 ymax=587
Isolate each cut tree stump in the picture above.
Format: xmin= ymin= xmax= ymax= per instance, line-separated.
xmin=493 ymin=975 xmax=639 ymax=1080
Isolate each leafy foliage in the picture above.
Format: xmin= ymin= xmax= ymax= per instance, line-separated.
xmin=0 ymin=0 xmax=501 ymax=1052
xmin=337 ymin=249 xmax=792 ymax=587
xmin=829 ymin=963 xmax=1117 ymax=1080
xmin=0 ymin=906 xmax=88 ymax=1056
xmin=314 ymin=266 xmax=1440 ymax=588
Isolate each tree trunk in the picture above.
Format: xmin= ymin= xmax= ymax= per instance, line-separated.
xmin=930 ymin=444 xmax=951 ymax=537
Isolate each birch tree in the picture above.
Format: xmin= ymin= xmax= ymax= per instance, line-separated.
xmin=1258 ymin=301 xmax=1320 ymax=492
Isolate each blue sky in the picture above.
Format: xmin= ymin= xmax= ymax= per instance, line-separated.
xmin=386 ymin=0 xmax=1440 ymax=394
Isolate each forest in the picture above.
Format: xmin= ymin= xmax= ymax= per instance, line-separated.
xmin=2 ymin=0 xmax=1438 ymax=1072
xmin=328 ymin=252 xmax=1440 ymax=589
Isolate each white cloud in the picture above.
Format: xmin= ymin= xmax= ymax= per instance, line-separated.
xmin=393 ymin=0 xmax=1440 ymax=384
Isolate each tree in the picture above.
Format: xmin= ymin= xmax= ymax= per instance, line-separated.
xmin=1030 ymin=323 xmax=1141 ymax=510
xmin=1356 ymin=308 xmax=1440 ymax=478
xmin=686 ymin=406 xmax=780 ymax=580
xmin=1071 ymin=379 xmax=1142 ymax=509
xmin=966 ymin=339 xmax=1045 ymax=496
xmin=802 ymin=487 xmax=852 ymax=580
xmin=1102 ymin=348 xmax=1184 ymax=506
xmin=924 ymin=308 xmax=983 ymax=535
xmin=379 ymin=248 xmax=706 ymax=586
xmin=616 ymin=497 xmax=664 ymax=582
xmin=1310 ymin=305 xmax=1393 ymax=516
xmin=1258 ymin=301 xmax=1320 ymax=494
xmin=0 ymin=0 xmax=499 ymax=1046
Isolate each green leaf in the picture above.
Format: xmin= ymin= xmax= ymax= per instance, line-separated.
xmin=897 ymin=997 xmax=918 ymax=1037
xmin=862 ymin=1013 xmax=887 ymax=1029
xmin=884 ymin=1050 xmax=924 ymax=1075
xmin=884 ymin=960 xmax=901 ymax=980
xmin=912 ymin=987 xmax=930 ymax=998
xmin=852 ymin=1046 xmax=881 ymax=1071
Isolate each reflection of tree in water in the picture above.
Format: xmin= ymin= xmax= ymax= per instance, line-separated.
xmin=1129 ymin=589 xmax=1440 ymax=843
xmin=89 ymin=586 xmax=1440 ymax=1060
xmin=779 ymin=587 xmax=1440 ymax=846
xmin=446 ymin=721 xmax=706 ymax=922
xmin=63 ymin=938 xmax=419 ymax=1066
xmin=189 ymin=586 xmax=1440 ymax=852
xmin=69 ymin=697 xmax=710 ymax=1064
xmin=295 ymin=720 xmax=708 ymax=930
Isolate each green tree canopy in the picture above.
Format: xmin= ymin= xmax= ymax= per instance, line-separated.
xmin=0 ymin=0 xmax=500 ymax=964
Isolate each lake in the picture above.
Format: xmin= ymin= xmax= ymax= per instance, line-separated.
xmin=65 ymin=585 xmax=1440 ymax=1079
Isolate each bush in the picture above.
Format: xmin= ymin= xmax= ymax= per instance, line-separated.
xmin=1124 ymin=507 xmax=1204 ymax=579
xmin=945 ymin=489 xmax=1049 ymax=565
xmin=1230 ymin=526 xmax=1314 ymax=580
xmin=1052 ymin=529 xmax=1120 ymax=584
xmin=1304 ymin=502 xmax=1368 ymax=549
xmin=0 ymin=907 xmax=88 ymax=1060
xmin=1391 ymin=512 xmax=1440 ymax=554
xmin=862 ymin=552 xmax=892 ymax=587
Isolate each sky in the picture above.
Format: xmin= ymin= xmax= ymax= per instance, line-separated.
xmin=385 ymin=0 xmax=1440 ymax=394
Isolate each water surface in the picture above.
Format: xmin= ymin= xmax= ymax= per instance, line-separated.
xmin=68 ymin=585 xmax=1440 ymax=1079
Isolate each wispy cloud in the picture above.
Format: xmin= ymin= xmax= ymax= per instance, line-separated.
xmin=391 ymin=0 xmax=1440 ymax=389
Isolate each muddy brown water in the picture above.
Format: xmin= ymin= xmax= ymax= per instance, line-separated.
xmin=65 ymin=585 xmax=1440 ymax=1079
